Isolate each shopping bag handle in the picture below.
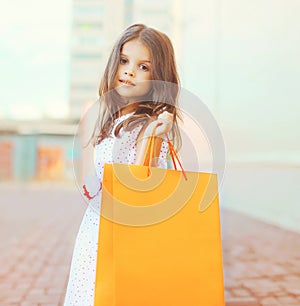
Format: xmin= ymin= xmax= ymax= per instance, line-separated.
xmin=143 ymin=129 xmax=187 ymax=180
xmin=142 ymin=128 xmax=156 ymax=175
xmin=165 ymin=134 xmax=187 ymax=180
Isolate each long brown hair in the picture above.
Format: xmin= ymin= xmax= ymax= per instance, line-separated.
xmin=89 ymin=23 xmax=182 ymax=149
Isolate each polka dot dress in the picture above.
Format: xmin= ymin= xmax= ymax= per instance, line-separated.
xmin=64 ymin=113 xmax=168 ymax=306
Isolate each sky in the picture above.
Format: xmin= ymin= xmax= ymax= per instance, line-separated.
xmin=0 ymin=0 xmax=71 ymax=119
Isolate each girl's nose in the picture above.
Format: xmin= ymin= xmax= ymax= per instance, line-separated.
xmin=124 ymin=70 xmax=135 ymax=77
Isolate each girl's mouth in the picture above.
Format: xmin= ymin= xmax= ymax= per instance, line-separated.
xmin=120 ymin=79 xmax=136 ymax=86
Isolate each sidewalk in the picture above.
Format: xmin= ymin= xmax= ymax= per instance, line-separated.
xmin=0 ymin=183 xmax=299 ymax=305
xmin=222 ymin=209 xmax=300 ymax=305
xmin=0 ymin=183 xmax=85 ymax=306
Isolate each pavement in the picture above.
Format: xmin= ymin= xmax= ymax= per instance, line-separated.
xmin=222 ymin=209 xmax=300 ymax=305
xmin=0 ymin=182 xmax=299 ymax=306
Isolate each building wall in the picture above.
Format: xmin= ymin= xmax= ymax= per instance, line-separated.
xmin=0 ymin=133 xmax=80 ymax=182
xmin=181 ymin=0 xmax=300 ymax=165
xmin=69 ymin=0 xmax=124 ymax=119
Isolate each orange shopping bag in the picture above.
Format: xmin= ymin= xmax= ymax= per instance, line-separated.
xmin=94 ymin=136 xmax=225 ymax=306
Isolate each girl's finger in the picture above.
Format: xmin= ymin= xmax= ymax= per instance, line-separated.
xmin=154 ymin=122 xmax=172 ymax=136
xmin=158 ymin=111 xmax=173 ymax=121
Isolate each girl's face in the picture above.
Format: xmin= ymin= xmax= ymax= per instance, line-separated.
xmin=114 ymin=39 xmax=152 ymax=103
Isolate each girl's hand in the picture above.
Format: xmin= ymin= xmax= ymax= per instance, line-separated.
xmin=83 ymin=173 xmax=102 ymax=200
xmin=144 ymin=111 xmax=173 ymax=137
xmin=135 ymin=111 xmax=173 ymax=166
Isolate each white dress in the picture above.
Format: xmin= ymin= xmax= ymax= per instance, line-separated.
xmin=64 ymin=113 xmax=168 ymax=306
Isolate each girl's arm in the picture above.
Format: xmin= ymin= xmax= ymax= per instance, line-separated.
xmin=135 ymin=111 xmax=173 ymax=166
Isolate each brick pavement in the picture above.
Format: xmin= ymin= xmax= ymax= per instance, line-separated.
xmin=0 ymin=182 xmax=85 ymax=306
xmin=0 ymin=183 xmax=299 ymax=305
xmin=222 ymin=209 xmax=300 ymax=306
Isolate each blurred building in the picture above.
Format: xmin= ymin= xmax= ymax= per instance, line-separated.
xmin=0 ymin=120 xmax=80 ymax=182
xmin=69 ymin=0 xmax=183 ymax=119
xmin=69 ymin=0 xmax=121 ymax=118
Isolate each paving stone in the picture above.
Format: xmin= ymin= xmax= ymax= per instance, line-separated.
xmin=260 ymin=296 xmax=282 ymax=305
xmin=226 ymin=297 xmax=260 ymax=305
xmin=276 ymin=295 xmax=300 ymax=305
xmin=232 ymin=288 xmax=252 ymax=297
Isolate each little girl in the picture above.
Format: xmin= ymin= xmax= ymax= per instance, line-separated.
xmin=64 ymin=23 xmax=182 ymax=305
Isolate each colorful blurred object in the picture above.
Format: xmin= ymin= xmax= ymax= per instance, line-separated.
xmin=0 ymin=120 xmax=80 ymax=182
xmin=0 ymin=141 xmax=13 ymax=180
xmin=37 ymin=146 xmax=64 ymax=180
xmin=14 ymin=134 xmax=37 ymax=181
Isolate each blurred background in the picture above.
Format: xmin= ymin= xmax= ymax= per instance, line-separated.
xmin=1 ymin=0 xmax=299 ymax=231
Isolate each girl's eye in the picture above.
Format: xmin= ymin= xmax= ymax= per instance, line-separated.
xmin=140 ymin=64 xmax=149 ymax=71
xmin=120 ymin=57 xmax=127 ymax=64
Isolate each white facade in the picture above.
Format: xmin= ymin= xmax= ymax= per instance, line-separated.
xmin=69 ymin=0 xmax=124 ymax=118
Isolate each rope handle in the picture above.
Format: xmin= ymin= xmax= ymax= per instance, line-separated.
xmin=165 ymin=134 xmax=187 ymax=180
xmin=142 ymin=126 xmax=157 ymax=176
xmin=143 ymin=130 xmax=187 ymax=180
